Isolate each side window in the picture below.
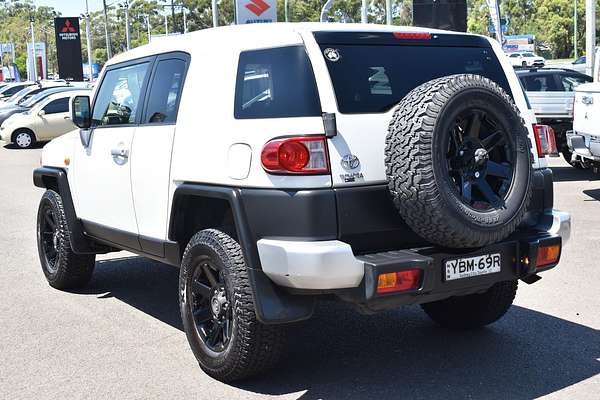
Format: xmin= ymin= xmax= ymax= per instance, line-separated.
xmin=234 ymin=46 xmax=321 ymax=119
xmin=510 ymin=54 xmax=520 ymax=58
xmin=144 ymin=58 xmax=186 ymax=124
xmin=92 ymin=62 xmax=150 ymax=126
xmin=559 ymin=74 xmax=592 ymax=91
xmin=42 ymin=98 xmax=69 ymax=114
xmin=520 ymin=74 xmax=558 ymax=92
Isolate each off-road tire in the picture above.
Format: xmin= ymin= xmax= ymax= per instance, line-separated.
xmin=36 ymin=190 xmax=95 ymax=289
xmin=385 ymin=74 xmax=533 ymax=248
xmin=421 ymin=280 xmax=518 ymax=329
xmin=179 ymin=229 xmax=285 ymax=382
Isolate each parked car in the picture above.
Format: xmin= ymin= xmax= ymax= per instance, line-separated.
xmin=507 ymin=52 xmax=545 ymax=68
xmin=0 ymin=89 xmax=90 ymax=148
xmin=554 ymin=55 xmax=587 ymax=74
xmin=33 ymin=23 xmax=569 ymax=382
xmin=0 ymin=86 xmax=82 ymax=125
xmin=0 ymin=82 xmax=35 ymax=100
xmin=567 ymin=81 xmax=600 ymax=169
xmin=516 ymin=68 xmax=592 ymax=163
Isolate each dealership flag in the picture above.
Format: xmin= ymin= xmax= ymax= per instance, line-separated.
xmin=486 ymin=0 xmax=503 ymax=43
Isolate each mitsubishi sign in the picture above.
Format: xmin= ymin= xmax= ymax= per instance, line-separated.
xmin=235 ymin=0 xmax=277 ymax=24
xmin=54 ymin=17 xmax=84 ymax=81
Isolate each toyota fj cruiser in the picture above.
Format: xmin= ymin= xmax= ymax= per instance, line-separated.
xmin=33 ymin=23 xmax=570 ymax=382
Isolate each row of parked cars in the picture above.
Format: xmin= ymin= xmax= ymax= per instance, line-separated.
xmin=0 ymin=81 xmax=92 ymax=148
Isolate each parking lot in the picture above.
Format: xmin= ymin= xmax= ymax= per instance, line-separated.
xmin=0 ymin=142 xmax=598 ymax=399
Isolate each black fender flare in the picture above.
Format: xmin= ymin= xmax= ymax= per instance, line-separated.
xmin=170 ymin=184 xmax=315 ymax=324
xmin=33 ymin=167 xmax=109 ymax=254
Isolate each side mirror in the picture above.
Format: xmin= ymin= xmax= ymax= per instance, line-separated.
xmin=38 ymin=110 xmax=46 ymax=117
xmin=71 ymin=95 xmax=92 ymax=130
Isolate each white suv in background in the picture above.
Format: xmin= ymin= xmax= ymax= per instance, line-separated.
xmin=507 ymin=52 xmax=546 ymax=68
xmin=1 ymin=89 xmax=91 ymax=148
xmin=33 ymin=23 xmax=569 ymax=382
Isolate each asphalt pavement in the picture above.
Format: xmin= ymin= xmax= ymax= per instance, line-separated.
xmin=0 ymin=142 xmax=598 ymax=399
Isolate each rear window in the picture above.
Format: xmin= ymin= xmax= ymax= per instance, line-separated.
xmin=319 ymin=45 xmax=512 ymax=114
xmin=234 ymin=46 xmax=321 ymax=119
xmin=519 ymin=74 xmax=559 ymax=92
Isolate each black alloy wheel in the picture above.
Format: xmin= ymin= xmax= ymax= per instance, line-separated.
xmin=446 ymin=109 xmax=514 ymax=211
xmin=187 ymin=257 xmax=233 ymax=354
xmin=39 ymin=203 xmax=60 ymax=274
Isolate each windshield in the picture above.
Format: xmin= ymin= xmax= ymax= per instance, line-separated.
xmin=523 ymin=52 xmax=535 ymax=57
xmin=320 ymin=44 xmax=512 ymax=114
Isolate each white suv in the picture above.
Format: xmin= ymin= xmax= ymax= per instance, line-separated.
xmin=34 ymin=23 xmax=570 ymax=382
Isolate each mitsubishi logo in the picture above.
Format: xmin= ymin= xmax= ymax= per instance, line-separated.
xmin=245 ymin=0 xmax=270 ymax=16
xmin=61 ymin=19 xmax=76 ymax=33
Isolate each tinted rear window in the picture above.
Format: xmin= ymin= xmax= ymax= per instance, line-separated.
xmin=234 ymin=46 xmax=321 ymax=119
xmin=320 ymin=45 xmax=512 ymax=114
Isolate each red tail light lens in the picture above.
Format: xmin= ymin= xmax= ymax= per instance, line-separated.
xmin=393 ymin=32 xmax=432 ymax=40
xmin=533 ymin=124 xmax=558 ymax=157
xmin=261 ymin=136 xmax=330 ymax=175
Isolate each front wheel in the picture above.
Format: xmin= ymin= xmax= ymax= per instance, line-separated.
xmin=179 ymin=229 xmax=285 ymax=382
xmin=36 ymin=190 xmax=96 ymax=289
xmin=421 ymin=280 xmax=517 ymax=329
xmin=13 ymin=129 xmax=35 ymax=149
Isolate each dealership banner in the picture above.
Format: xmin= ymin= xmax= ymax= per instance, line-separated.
xmin=235 ymin=0 xmax=277 ymax=24
xmin=26 ymin=42 xmax=47 ymax=81
xmin=54 ymin=17 xmax=84 ymax=81
xmin=485 ymin=0 xmax=503 ymax=43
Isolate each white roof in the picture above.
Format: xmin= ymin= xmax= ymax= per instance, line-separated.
xmin=106 ymin=22 xmax=478 ymax=67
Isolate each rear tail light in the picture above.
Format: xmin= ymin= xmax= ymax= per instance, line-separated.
xmin=377 ymin=269 xmax=422 ymax=294
xmin=536 ymin=244 xmax=561 ymax=269
xmin=261 ymin=136 xmax=330 ymax=175
xmin=393 ymin=32 xmax=432 ymax=40
xmin=533 ymin=124 xmax=558 ymax=157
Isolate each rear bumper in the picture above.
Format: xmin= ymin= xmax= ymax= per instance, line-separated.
xmin=567 ymin=130 xmax=600 ymax=160
xmin=257 ymin=210 xmax=569 ymax=303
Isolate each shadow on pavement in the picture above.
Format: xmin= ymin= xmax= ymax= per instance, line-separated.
xmin=3 ymin=141 xmax=46 ymax=150
xmin=551 ymin=166 xmax=600 ymax=182
xmin=583 ymin=189 xmax=600 ymax=202
xmin=84 ymin=256 xmax=600 ymax=400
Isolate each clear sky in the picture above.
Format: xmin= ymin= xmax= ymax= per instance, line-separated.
xmin=37 ymin=0 xmax=105 ymax=16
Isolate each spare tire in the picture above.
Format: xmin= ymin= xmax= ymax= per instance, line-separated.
xmin=385 ymin=74 xmax=533 ymax=248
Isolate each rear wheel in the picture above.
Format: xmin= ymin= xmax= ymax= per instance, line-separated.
xmin=179 ymin=229 xmax=285 ymax=382
xmin=421 ymin=280 xmax=518 ymax=329
xmin=521 ymin=61 xmax=527 ymax=67
xmin=36 ymin=190 xmax=95 ymax=289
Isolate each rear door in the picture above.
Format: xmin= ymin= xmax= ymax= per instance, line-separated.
xmin=130 ymin=53 xmax=189 ymax=255
xmin=307 ymin=31 xmax=516 ymax=187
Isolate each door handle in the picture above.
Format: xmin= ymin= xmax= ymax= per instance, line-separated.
xmin=110 ymin=147 xmax=129 ymax=158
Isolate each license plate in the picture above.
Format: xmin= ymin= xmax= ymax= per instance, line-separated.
xmin=444 ymin=253 xmax=501 ymax=281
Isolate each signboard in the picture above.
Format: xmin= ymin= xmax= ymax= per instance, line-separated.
xmin=503 ymin=34 xmax=535 ymax=52
xmin=54 ymin=17 xmax=84 ymax=81
xmin=235 ymin=0 xmax=277 ymax=24
xmin=26 ymin=42 xmax=47 ymax=80
xmin=0 ymin=43 xmax=14 ymax=55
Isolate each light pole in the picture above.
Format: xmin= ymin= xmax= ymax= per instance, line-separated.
xmin=164 ymin=13 xmax=168 ymax=35
xmin=385 ymin=0 xmax=391 ymax=24
xmin=84 ymin=0 xmax=94 ymax=81
xmin=30 ymin=15 xmax=37 ymax=81
xmin=182 ymin=8 xmax=187 ymax=33
xmin=121 ymin=1 xmax=131 ymax=50
xmin=285 ymin=0 xmax=289 ymax=22
xmin=212 ymin=0 xmax=218 ymax=27
xmin=361 ymin=0 xmax=367 ymax=23
xmin=145 ymin=15 xmax=151 ymax=42
xmin=585 ymin=0 xmax=595 ymax=76
xmin=103 ymin=0 xmax=112 ymax=59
